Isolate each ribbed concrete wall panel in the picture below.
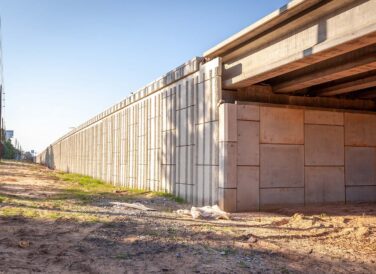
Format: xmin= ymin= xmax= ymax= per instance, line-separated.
xmin=37 ymin=58 xmax=221 ymax=205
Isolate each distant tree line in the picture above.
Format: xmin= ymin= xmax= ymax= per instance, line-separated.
xmin=2 ymin=139 xmax=21 ymax=159
xmin=0 ymin=129 xmax=33 ymax=161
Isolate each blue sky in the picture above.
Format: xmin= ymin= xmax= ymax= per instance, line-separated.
xmin=0 ymin=0 xmax=287 ymax=152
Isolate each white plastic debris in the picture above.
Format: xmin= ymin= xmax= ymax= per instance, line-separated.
xmin=177 ymin=205 xmax=230 ymax=220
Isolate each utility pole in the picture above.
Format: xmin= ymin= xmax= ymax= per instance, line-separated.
xmin=0 ymin=17 xmax=3 ymax=160
xmin=0 ymin=85 xmax=2 ymax=160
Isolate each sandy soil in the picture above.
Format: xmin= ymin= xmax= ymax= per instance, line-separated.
xmin=0 ymin=161 xmax=375 ymax=273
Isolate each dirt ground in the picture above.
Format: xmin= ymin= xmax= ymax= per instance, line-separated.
xmin=0 ymin=161 xmax=375 ymax=274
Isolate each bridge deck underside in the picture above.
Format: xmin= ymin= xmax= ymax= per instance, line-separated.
xmin=219 ymin=0 xmax=376 ymax=103
xmin=266 ymin=44 xmax=376 ymax=100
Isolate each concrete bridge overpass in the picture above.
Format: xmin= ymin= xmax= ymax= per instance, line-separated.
xmin=37 ymin=0 xmax=376 ymax=211
xmin=206 ymin=0 xmax=376 ymax=101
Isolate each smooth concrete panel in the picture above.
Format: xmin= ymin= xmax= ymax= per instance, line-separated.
xmin=305 ymin=125 xmax=344 ymax=166
xmin=179 ymin=82 xmax=188 ymax=110
xmin=177 ymin=183 xmax=187 ymax=201
xmin=188 ymin=106 xmax=195 ymax=145
xmin=305 ymin=110 xmax=344 ymax=125
xmin=237 ymin=104 xmax=260 ymax=121
xmin=187 ymin=145 xmax=194 ymax=186
xmin=204 ymin=121 xmax=219 ymax=166
xmin=219 ymin=103 xmax=237 ymax=142
xmin=196 ymin=124 xmax=205 ymax=165
xmin=197 ymin=82 xmax=205 ymax=125
xmin=260 ymin=188 xmax=304 ymax=208
xmin=162 ymin=130 xmax=176 ymax=165
xmin=260 ymin=107 xmax=304 ymax=144
xmin=211 ymin=165 xmax=219 ymax=205
xmin=305 ymin=167 xmax=345 ymax=204
xmin=260 ymin=144 xmax=304 ymax=188
xmin=237 ymin=166 xmax=259 ymax=211
xmin=188 ymin=78 xmax=195 ymax=107
xmin=218 ymin=188 xmax=237 ymax=212
xmin=196 ymin=165 xmax=205 ymax=206
xmin=345 ymin=147 xmax=376 ymax=186
xmin=237 ymin=121 xmax=260 ymax=166
xmin=346 ymin=186 xmax=376 ymax=202
xmin=204 ymin=80 xmax=213 ymax=123
xmin=178 ymin=146 xmax=187 ymax=185
xmin=203 ymin=165 xmax=211 ymax=206
xmin=345 ymin=113 xmax=376 ymax=146
xmin=178 ymin=108 xmax=188 ymax=146
xmin=211 ymin=76 xmax=220 ymax=122
xmin=186 ymin=184 xmax=194 ymax=204
xmin=219 ymin=142 xmax=237 ymax=188
xmin=204 ymin=122 xmax=212 ymax=165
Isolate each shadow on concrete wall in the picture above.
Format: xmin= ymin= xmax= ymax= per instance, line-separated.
xmin=45 ymin=146 xmax=55 ymax=170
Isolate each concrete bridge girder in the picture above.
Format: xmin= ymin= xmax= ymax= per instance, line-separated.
xmin=205 ymin=0 xmax=376 ymax=100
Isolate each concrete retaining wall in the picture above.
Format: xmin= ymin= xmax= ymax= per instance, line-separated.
xmin=36 ymin=57 xmax=221 ymax=205
xmin=219 ymin=102 xmax=376 ymax=211
xmin=37 ymin=58 xmax=375 ymax=211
